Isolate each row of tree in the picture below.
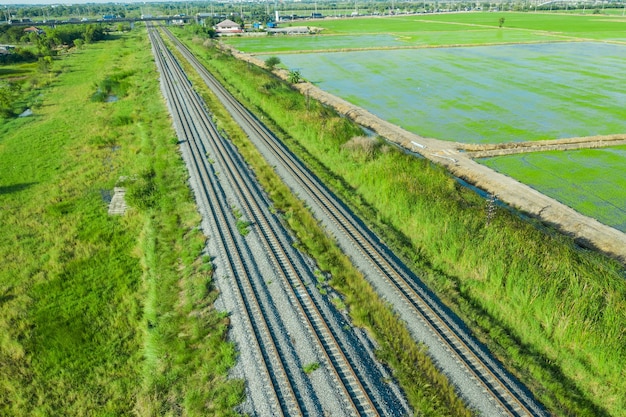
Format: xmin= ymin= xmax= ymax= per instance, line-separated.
xmin=1 ymin=23 xmax=109 ymax=118
xmin=4 ymin=4 xmax=140 ymax=20
xmin=0 ymin=24 xmax=106 ymax=52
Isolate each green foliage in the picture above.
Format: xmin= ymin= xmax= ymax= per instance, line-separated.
xmin=264 ymin=55 xmax=280 ymax=70
xmin=186 ymin=23 xmax=217 ymax=39
xmin=37 ymin=55 xmax=53 ymax=73
xmin=236 ymin=219 xmax=252 ymax=236
xmin=126 ymin=169 xmax=157 ymax=209
xmin=0 ymin=25 xmax=28 ymax=43
xmin=81 ymin=24 xmax=106 ymax=44
xmin=302 ymin=362 xmax=320 ymax=374
xmin=288 ymin=69 xmax=302 ymax=84
xmin=0 ymin=33 xmax=147 ymax=416
xmin=90 ymin=70 xmax=133 ymax=102
xmin=0 ymin=29 xmax=242 ymax=417
xmin=0 ymin=81 xmax=22 ymax=118
xmin=0 ymin=47 xmax=37 ymax=65
xmin=231 ymin=206 xmax=252 ymax=236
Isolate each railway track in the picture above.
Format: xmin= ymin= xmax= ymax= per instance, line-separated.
xmin=161 ymin=27 xmax=549 ymax=417
xmin=148 ymin=27 xmax=301 ymax=416
xmin=149 ymin=25 xmax=407 ymax=416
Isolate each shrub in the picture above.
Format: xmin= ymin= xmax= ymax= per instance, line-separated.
xmin=264 ymin=56 xmax=280 ymax=70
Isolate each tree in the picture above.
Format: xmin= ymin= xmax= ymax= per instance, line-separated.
xmin=38 ymin=55 xmax=53 ymax=73
xmin=0 ymin=81 xmax=21 ymax=118
xmin=265 ymin=56 xmax=280 ymax=70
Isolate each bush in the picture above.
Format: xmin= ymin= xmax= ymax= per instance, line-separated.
xmin=264 ymin=56 xmax=280 ymax=70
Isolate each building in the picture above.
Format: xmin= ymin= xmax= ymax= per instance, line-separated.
xmin=267 ymin=26 xmax=310 ymax=35
xmin=23 ymin=26 xmax=45 ymax=35
xmin=215 ymin=19 xmax=242 ymax=34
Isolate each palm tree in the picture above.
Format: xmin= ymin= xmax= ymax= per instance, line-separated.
xmin=288 ymin=69 xmax=301 ymax=84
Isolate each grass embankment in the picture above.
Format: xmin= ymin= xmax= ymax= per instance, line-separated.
xmin=174 ymin=29 xmax=626 ymax=417
xmin=0 ymin=30 xmax=241 ymax=415
xmin=164 ymin=32 xmax=471 ymax=416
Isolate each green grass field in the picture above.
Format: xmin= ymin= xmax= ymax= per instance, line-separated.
xmin=276 ymin=42 xmax=626 ymax=143
xmin=0 ymin=29 xmax=241 ymax=415
xmin=0 ymin=36 xmax=146 ymax=415
xmin=225 ymin=12 xmax=626 ymax=52
xmin=481 ymin=146 xmax=626 ymax=232
xmin=311 ymin=12 xmax=626 ymax=39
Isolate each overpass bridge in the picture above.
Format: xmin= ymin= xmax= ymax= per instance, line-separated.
xmin=5 ymin=15 xmax=195 ymax=27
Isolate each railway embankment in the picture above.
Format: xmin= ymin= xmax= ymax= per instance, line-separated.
xmin=223 ymin=44 xmax=626 ymax=263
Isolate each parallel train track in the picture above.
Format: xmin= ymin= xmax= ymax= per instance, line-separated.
xmin=149 ymin=26 xmax=300 ymax=416
xmin=149 ymin=25 xmax=399 ymax=416
xmin=161 ymin=26 xmax=548 ymax=417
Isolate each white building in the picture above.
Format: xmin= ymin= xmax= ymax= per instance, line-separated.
xmin=215 ymin=19 xmax=242 ymax=34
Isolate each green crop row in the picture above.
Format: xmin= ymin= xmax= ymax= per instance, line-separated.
xmin=224 ymin=12 xmax=626 ymax=52
xmin=481 ymin=148 xmax=626 ymax=232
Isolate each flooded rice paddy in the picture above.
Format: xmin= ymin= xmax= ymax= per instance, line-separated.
xmin=275 ymin=42 xmax=626 ymax=144
xmin=272 ymin=41 xmax=626 ymax=231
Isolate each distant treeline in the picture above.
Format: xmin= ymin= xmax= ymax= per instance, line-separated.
xmin=3 ymin=4 xmax=138 ymax=20
xmin=0 ymin=24 xmax=106 ymax=64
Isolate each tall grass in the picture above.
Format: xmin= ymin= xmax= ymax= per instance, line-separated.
xmin=0 ymin=29 xmax=242 ymax=416
xmin=174 ymin=28 xmax=626 ymax=417
xmin=0 ymin=33 xmax=147 ymax=416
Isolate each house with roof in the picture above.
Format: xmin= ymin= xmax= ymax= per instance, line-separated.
xmin=214 ymin=19 xmax=242 ymax=34
xmin=23 ymin=26 xmax=45 ymax=35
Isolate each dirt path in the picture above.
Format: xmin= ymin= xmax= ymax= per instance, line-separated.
xmin=226 ymin=45 xmax=626 ymax=263
xmin=460 ymin=134 xmax=626 ymax=158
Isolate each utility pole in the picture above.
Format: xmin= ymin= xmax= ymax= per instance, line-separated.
xmin=274 ymin=0 xmax=279 ymax=22
xmin=486 ymin=193 xmax=498 ymax=226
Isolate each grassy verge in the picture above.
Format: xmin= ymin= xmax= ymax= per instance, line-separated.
xmin=173 ymin=29 xmax=626 ymax=417
xmin=0 ymin=31 xmax=146 ymax=416
xmin=166 ymin=32 xmax=472 ymax=416
xmin=0 ymin=29 xmax=242 ymax=416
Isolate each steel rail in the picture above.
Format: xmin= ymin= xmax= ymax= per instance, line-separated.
xmin=148 ymin=26 xmax=303 ymax=417
xmin=156 ymin=27 xmax=381 ymax=417
xmin=163 ymin=27 xmax=546 ymax=417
